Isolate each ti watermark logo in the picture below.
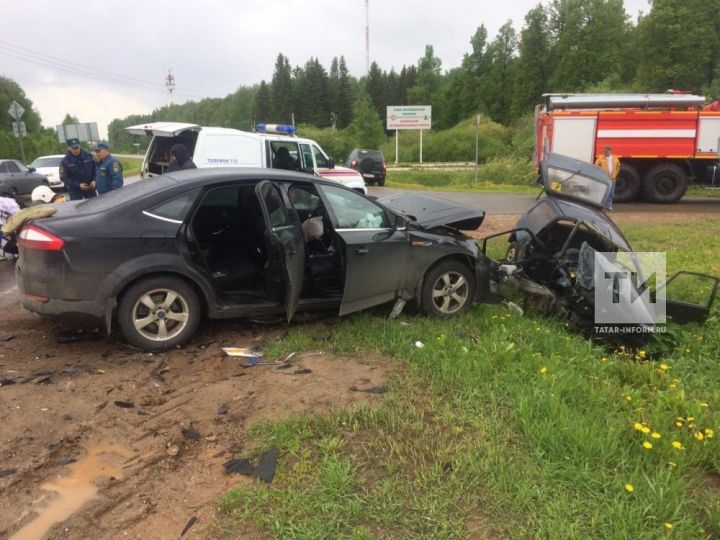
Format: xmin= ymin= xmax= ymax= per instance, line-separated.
xmin=593 ymin=251 xmax=666 ymax=335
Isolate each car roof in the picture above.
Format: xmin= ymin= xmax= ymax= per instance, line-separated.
xmin=33 ymin=154 xmax=65 ymax=159
xmin=162 ymin=167 xmax=322 ymax=187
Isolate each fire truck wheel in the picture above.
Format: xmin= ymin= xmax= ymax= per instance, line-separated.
xmin=643 ymin=163 xmax=688 ymax=203
xmin=613 ymin=164 xmax=641 ymax=202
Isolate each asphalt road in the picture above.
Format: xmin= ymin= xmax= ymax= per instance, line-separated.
xmin=1 ymin=187 xmax=719 ymax=307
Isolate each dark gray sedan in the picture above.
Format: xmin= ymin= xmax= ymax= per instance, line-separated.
xmin=0 ymin=159 xmax=49 ymax=198
xmin=15 ymin=169 xmax=485 ymax=351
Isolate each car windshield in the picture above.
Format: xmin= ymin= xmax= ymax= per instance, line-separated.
xmin=31 ymin=157 xmax=63 ymax=168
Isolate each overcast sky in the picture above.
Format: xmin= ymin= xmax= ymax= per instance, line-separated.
xmin=1 ymin=0 xmax=650 ymax=139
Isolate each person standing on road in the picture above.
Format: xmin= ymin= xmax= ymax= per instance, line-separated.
xmin=59 ymin=138 xmax=97 ymax=201
xmin=595 ymin=145 xmax=621 ymax=211
xmin=0 ymin=192 xmax=21 ymax=261
xmin=165 ymin=143 xmax=197 ymax=172
xmin=94 ymin=142 xmax=124 ymax=195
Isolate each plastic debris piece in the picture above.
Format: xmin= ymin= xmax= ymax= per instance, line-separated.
xmin=95 ymin=401 xmax=108 ymax=412
xmin=414 ymin=341 xmax=425 ymax=349
xmin=254 ymin=448 xmax=278 ymax=483
xmin=217 ymin=404 xmax=230 ymax=415
xmin=389 ymin=298 xmax=407 ymax=319
xmin=113 ymin=400 xmax=134 ymax=409
xmin=57 ymin=458 xmax=77 ymax=466
xmin=350 ymin=386 xmax=387 ymax=394
xmin=20 ymin=370 xmax=55 ymax=384
xmin=289 ymin=368 xmax=312 ymax=375
xmin=503 ymin=301 xmax=524 ymax=316
xmin=223 ymin=458 xmax=253 ymax=475
xmin=0 ymin=378 xmax=16 ymax=387
xmin=181 ymin=426 xmax=202 ymax=441
xmin=56 ymin=330 xmax=101 ymax=343
xmin=399 ymin=321 xmax=411 ymax=326
xmin=0 ymin=468 xmax=17 ymax=478
xmin=180 ymin=516 xmax=199 ymax=538
xmin=222 ymin=347 xmax=263 ymax=360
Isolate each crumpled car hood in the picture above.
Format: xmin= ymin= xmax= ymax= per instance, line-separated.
xmin=378 ymin=193 xmax=485 ymax=231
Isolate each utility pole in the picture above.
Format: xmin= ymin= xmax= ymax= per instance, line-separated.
xmin=365 ymin=0 xmax=370 ymax=75
xmin=165 ymin=69 xmax=175 ymax=103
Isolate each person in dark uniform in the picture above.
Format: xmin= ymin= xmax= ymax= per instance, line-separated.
xmin=59 ymin=138 xmax=97 ymax=200
xmin=166 ymin=143 xmax=197 ymax=172
xmin=93 ymin=142 xmax=124 ymax=195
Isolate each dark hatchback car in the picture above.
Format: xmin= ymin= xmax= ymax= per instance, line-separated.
xmin=16 ymin=169 xmax=485 ymax=351
xmin=346 ymin=149 xmax=386 ymax=186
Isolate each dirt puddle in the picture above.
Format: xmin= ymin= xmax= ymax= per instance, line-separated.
xmin=10 ymin=443 xmax=136 ymax=540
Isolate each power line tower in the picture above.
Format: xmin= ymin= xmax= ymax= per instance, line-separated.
xmin=164 ymin=69 xmax=176 ymax=100
xmin=364 ymin=0 xmax=370 ymax=75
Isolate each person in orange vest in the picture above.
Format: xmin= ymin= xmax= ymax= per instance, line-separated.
xmin=595 ymin=145 xmax=621 ymax=211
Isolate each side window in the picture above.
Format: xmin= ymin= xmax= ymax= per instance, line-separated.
xmin=299 ymin=144 xmax=314 ymax=170
xmin=6 ymin=161 xmax=21 ymax=173
xmin=270 ymin=141 xmax=300 ymax=171
xmin=320 ymin=184 xmax=390 ymax=229
xmin=145 ymin=188 xmax=200 ymax=223
xmin=0 ymin=162 xmax=8 ymax=173
xmin=312 ymin=145 xmax=330 ymax=168
xmin=259 ymin=182 xmax=290 ymax=229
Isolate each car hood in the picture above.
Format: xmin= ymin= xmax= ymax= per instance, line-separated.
xmin=35 ymin=167 xmax=59 ymax=175
xmin=378 ymin=193 xmax=485 ymax=231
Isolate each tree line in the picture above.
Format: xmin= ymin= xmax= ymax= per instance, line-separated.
xmin=1 ymin=0 xmax=719 ymax=162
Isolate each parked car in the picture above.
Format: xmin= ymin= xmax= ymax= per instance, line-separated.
xmin=16 ymin=168 xmax=485 ymax=351
xmin=478 ymin=153 xmax=719 ymax=343
xmin=346 ymin=148 xmax=386 ymax=186
xmin=30 ymin=155 xmax=65 ymax=190
xmin=0 ymin=159 xmax=48 ymax=199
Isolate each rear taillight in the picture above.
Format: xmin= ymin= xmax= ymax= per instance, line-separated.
xmin=18 ymin=225 xmax=64 ymax=251
xmin=351 ymin=160 xmax=357 ymax=168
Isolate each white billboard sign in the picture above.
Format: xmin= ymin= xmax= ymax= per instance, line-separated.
xmin=56 ymin=122 xmax=100 ymax=143
xmin=387 ymin=106 xmax=432 ymax=130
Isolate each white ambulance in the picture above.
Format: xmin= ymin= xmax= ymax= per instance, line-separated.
xmin=126 ymin=122 xmax=367 ymax=194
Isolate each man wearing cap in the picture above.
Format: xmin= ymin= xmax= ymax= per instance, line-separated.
xmin=59 ymin=138 xmax=96 ymax=201
xmin=93 ymin=142 xmax=123 ymax=195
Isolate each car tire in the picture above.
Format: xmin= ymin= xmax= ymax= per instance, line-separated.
xmin=421 ymin=260 xmax=475 ymax=318
xmin=613 ymin=163 xmax=641 ymax=202
xmin=378 ymin=176 xmax=385 ymax=187
xmin=642 ymin=163 xmax=688 ymax=203
xmin=118 ymin=276 xmax=201 ymax=351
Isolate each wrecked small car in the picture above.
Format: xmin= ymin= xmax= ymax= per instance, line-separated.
xmin=14 ymin=169 xmax=485 ymax=351
xmin=478 ymin=153 xmax=718 ymax=340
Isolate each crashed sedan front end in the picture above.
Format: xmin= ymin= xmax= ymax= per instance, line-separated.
xmin=478 ymin=154 xmax=719 ymax=342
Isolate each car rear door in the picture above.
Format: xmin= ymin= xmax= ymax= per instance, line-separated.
xmin=255 ymin=180 xmax=305 ymax=321
xmin=317 ymin=183 xmax=409 ymax=315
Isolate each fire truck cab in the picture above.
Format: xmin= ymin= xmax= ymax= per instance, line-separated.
xmin=535 ymin=93 xmax=720 ymax=203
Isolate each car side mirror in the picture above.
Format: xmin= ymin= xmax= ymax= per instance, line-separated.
xmin=394 ymin=214 xmax=408 ymax=230
xmin=27 ymin=167 xmax=36 ymax=173
xmin=327 ymin=158 xmax=335 ymax=169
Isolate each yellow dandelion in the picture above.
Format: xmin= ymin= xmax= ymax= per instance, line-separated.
xmin=688 ymin=417 xmax=695 ymax=422
xmin=641 ymin=426 xmax=651 ymax=434
xmin=704 ymin=428 xmax=714 ymax=439
xmin=625 ymin=395 xmax=632 ymax=402
xmin=675 ymin=421 xmax=683 ymax=428
xmin=643 ymin=441 xmax=653 ymax=449
xmin=651 ymin=432 xmax=661 ymax=439
xmin=634 ymin=422 xmax=645 ymax=432
xmin=700 ymin=403 xmax=709 ymax=408
xmin=685 ymin=348 xmax=690 ymax=353
xmin=668 ymin=461 xmax=677 ymax=467
xmin=638 ymin=350 xmax=647 ymax=358
xmin=540 ymin=367 xmax=548 ymax=374
xmin=664 ymin=522 xmax=672 ymax=530
xmin=672 ymin=441 xmax=684 ymax=450
xmin=624 ymin=483 xmax=634 ymax=493
xmin=669 ymin=383 xmax=677 ymax=389
xmin=695 ymin=431 xmax=704 ymax=441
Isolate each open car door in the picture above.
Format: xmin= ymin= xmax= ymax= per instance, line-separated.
xmin=255 ymin=181 xmax=305 ymax=321
xmin=125 ymin=122 xmax=201 ymax=137
xmin=662 ymin=271 xmax=719 ymax=324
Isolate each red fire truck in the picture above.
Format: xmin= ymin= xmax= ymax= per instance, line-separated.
xmin=535 ymin=93 xmax=720 ymax=203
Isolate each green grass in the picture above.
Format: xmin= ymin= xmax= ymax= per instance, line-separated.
xmin=118 ymin=157 xmax=142 ymax=177
xmin=386 ymin=168 xmax=538 ymax=194
xmin=217 ymin=218 xmax=720 ymax=539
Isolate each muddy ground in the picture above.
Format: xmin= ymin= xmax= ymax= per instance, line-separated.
xmin=0 ymin=310 xmax=389 ymax=540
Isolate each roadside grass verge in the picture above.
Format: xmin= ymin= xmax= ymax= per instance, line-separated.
xmin=386 ymin=165 xmax=538 ymax=195
xmin=217 ymin=218 xmax=720 ymax=539
xmin=118 ymin=157 xmax=142 ymax=177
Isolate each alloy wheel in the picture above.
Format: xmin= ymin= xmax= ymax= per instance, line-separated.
xmin=131 ymin=288 xmax=190 ymax=342
xmin=431 ymin=271 xmax=469 ymax=314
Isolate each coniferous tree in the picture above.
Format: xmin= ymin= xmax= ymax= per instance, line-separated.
xmin=270 ymin=53 xmax=293 ymax=123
